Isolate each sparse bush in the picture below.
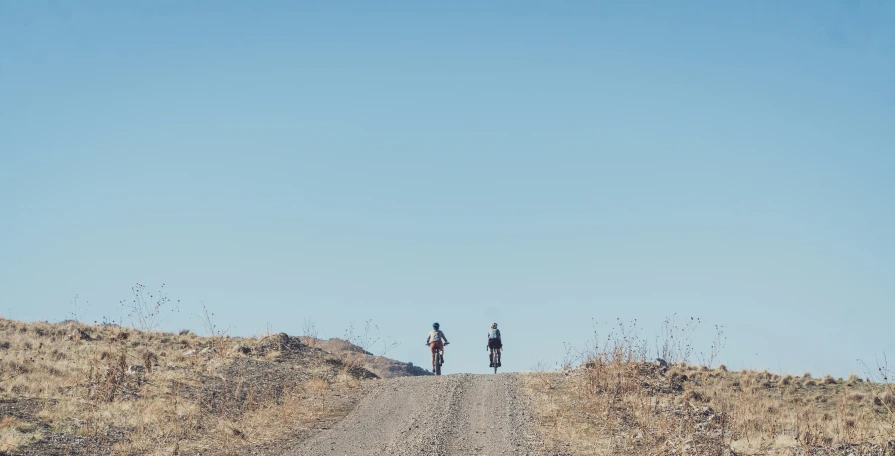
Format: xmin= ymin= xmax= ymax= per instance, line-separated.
xmin=142 ymin=350 xmax=159 ymax=372
xmin=302 ymin=318 xmax=319 ymax=346
xmin=10 ymin=383 xmax=28 ymax=395
xmin=119 ymin=283 xmax=179 ymax=332
xmin=876 ymin=390 xmax=895 ymax=407
xmin=656 ymin=314 xmax=700 ymax=364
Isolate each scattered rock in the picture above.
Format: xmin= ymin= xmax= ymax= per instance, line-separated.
xmin=183 ymin=349 xmax=196 ymax=356
xmin=256 ymin=333 xmax=304 ymax=354
xmin=66 ymin=329 xmax=92 ymax=341
xmin=127 ymin=365 xmax=145 ymax=376
xmin=655 ymin=358 xmax=668 ymax=367
xmin=232 ymin=344 xmax=250 ymax=355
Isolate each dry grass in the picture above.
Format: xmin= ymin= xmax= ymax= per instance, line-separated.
xmin=0 ymin=318 xmax=376 ymax=455
xmin=524 ymin=324 xmax=895 ymax=456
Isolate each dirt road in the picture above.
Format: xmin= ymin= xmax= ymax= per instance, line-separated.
xmin=286 ymin=373 xmax=545 ymax=456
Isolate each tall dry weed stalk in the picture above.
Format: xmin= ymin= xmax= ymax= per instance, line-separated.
xmin=302 ymin=318 xmax=319 ymax=347
xmin=862 ymin=354 xmax=895 ymax=442
xmin=656 ymin=314 xmax=699 ymax=364
xmin=119 ymin=283 xmax=179 ymax=332
xmin=196 ymin=302 xmax=232 ymax=356
xmin=340 ymin=319 xmax=400 ymax=374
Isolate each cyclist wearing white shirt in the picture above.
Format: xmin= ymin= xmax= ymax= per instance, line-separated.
xmin=426 ymin=322 xmax=449 ymax=367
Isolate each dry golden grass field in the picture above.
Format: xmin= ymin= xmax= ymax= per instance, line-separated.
xmin=524 ymin=335 xmax=895 ymax=456
xmin=3 ymin=316 xmax=893 ymax=456
xmin=0 ymin=318 xmax=399 ymax=455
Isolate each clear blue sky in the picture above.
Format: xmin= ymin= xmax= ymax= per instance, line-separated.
xmin=2 ymin=1 xmax=893 ymax=377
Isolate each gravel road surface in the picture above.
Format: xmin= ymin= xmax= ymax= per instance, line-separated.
xmin=286 ymin=373 xmax=544 ymax=456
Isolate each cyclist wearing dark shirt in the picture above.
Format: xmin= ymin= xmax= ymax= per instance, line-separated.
xmin=487 ymin=322 xmax=502 ymax=368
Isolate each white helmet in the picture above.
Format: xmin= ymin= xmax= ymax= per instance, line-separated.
xmin=491 ymin=322 xmax=498 ymax=328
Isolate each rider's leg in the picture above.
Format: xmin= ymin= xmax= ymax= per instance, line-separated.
xmin=489 ymin=348 xmax=494 ymax=366
xmin=497 ymin=348 xmax=501 ymax=366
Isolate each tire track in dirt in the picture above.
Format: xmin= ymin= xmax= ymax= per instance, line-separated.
xmin=286 ymin=373 xmax=544 ymax=456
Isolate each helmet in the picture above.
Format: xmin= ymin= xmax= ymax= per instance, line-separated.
xmin=491 ymin=322 xmax=498 ymax=328
xmin=433 ymin=322 xmax=440 ymax=328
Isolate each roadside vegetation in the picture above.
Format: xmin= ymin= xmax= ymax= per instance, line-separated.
xmin=0 ymin=317 xmax=382 ymax=455
xmin=525 ymin=317 xmax=895 ymax=456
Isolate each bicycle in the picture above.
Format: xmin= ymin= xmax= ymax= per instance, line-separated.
xmin=489 ymin=347 xmax=501 ymax=374
xmin=429 ymin=342 xmax=449 ymax=375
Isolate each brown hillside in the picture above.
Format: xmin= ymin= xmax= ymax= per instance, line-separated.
xmin=299 ymin=336 xmax=432 ymax=379
xmin=525 ymin=358 xmax=895 ymax=455
xmin=0 ymin=318 xmax=395 ymax=455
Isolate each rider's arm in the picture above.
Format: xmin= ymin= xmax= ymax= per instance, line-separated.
xmin=441 ymin=330 xmax=448 ymax=344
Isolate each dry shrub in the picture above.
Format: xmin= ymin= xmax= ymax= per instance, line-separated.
xmin=0 ymin=417 xmax=18 ymax=428
xmin=876 ymin=390 xmax=895 ymax=407
xmin=141 ymin=350 xmax=158 ymax=372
